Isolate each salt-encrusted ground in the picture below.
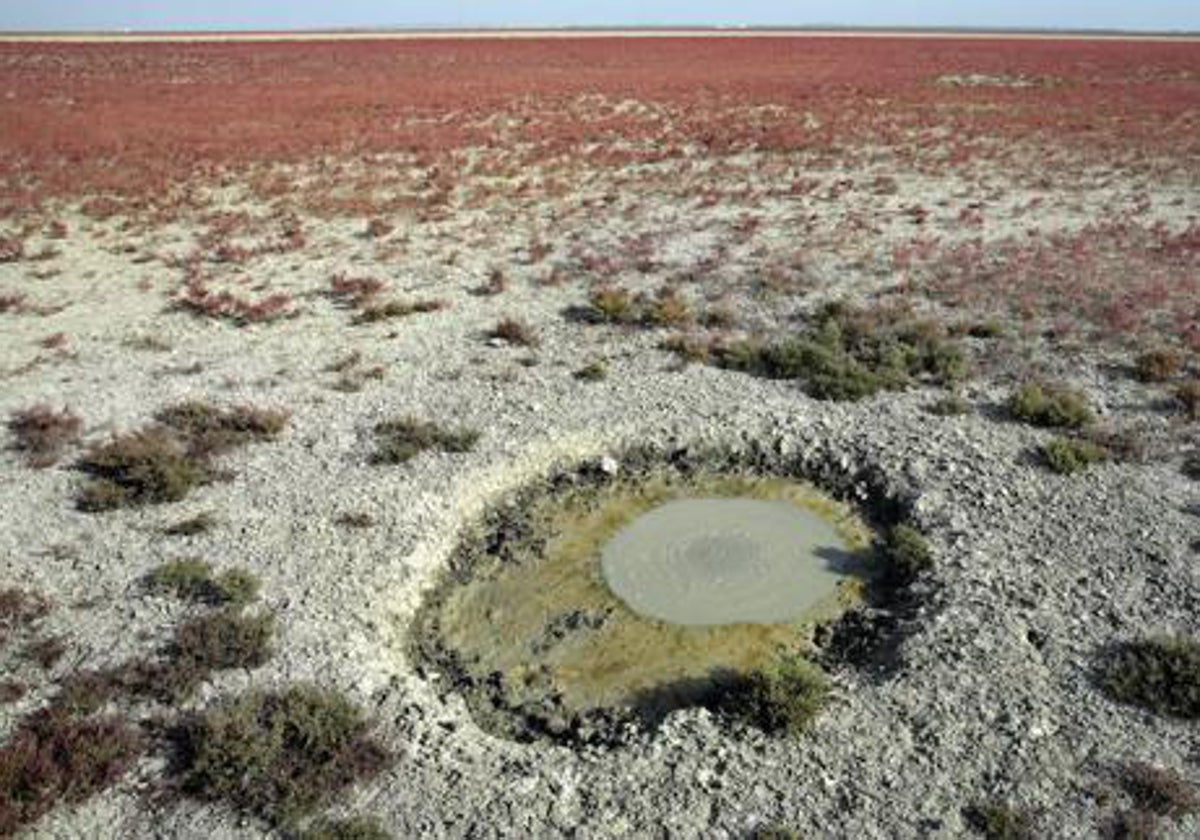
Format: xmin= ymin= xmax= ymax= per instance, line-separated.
xmin=1 ymin=147 xmax=1198 ymax=837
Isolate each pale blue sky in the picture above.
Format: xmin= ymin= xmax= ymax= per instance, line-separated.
xmin=2 ymin=1 xmax=1197 ymax=33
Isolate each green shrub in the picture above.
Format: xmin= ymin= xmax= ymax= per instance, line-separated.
xmin=0 ymin=708 xmax=143 ymax=836
xmin=1039 ymin=437 xmax=1108 ymax=474
xmin=726 ymin=652 xmax=829 ymax=737
xmin=573 ymin=361 xmax=608 ymax=381
xmin=301 ymin=816 xmax=393 ymax=840
xmin=175 ymin=685 xmax=391 ymax=827
xmin=171 ymin=609 xmax=274 ymax=673
xmin=751 ymin=827 xmax=802 ymax=840
xmin=213 ymin=569 xmax=261 ymax=608
xmin=156 ymin=401 xmax=289 ymax=458
xmin=351 ymin=299 xmax=446 ymax=325
xmin=77 ymin=428 xmax=209 ymax=511
xmin=884 ymin=524 xmax=933 ymax=584
xmin=963 ymin=801 xmax=1036 ymax=840
xmin=1007 ymin=382 xmax=1093 ymax=428
xmin=927 ymin=394 xmax=971 ymax=416
xmin=643 ymin=287 xmax=691 ymax=327
xmin=699 ymin=302 xmax=968 ymax=402
xmin=147 ymin=560 xmax=260 ymax=607
xmin=372 ymin=418 xmax=479 ymax=464
xmin=1099 ymin=636 xmax=1200 ymax=719
xmin=587 ymin=286 xmax=636 ymax=324
xmin=147 ymin=559 xmax=218 ymax=601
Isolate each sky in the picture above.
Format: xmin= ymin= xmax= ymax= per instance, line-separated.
xmin=1 ymin=1 xmax=1197 ymax=33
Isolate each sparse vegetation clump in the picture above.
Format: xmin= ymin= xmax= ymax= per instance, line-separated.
xmin=1135 ymin=347 xmax=1182 ymax=382
xmin=725 ymin=652 xmax=829 ymax=737
xmin=6 ymin=405 xmax=83 ymax=467
xmin=0 ymin=708 xmax=144 ymax=836
xmin=147 ymin=560 xmax=261 ymax=607
xmin=372 ymin=418 xmax=479 ymax=464
xmin=59 ymin=609 xmax=276 ymax=709
xmin=77 ymin=402 xmax=288 ymax=512
xmin=164 ymin=512 xmax=216 ymax=536
xmin=0 ymin=588 xmax=51 ymax=644
xmin=301 ymin=816 xmax=394 ymax=840
xmin=77 ymin=427 xmax=209 ymax=511
xmin=351 ymin=298 xmax=447 ymax=325
xmin=927 ymin=394 xmax=971 ymax=416
xmin=963 ymin=800 xmax=1037 ymax=839
xmin=174 ymin=685 xmax=391 ymax=827
xmin=698 ymin=302 xmax=968 ymax=402
xmin=1099 ymin=636 xmax=1200 ymax=719
xmin=574 ymin=361 xmax=609 ymax=381
xmin=1175 ymin=380 xmax=1200 ymax=421
xmin=883 ymin=524 xmax=934 ymax=584
xmin=1040 ymin=437 xmax=1108 ymax=474
xmin=490 ymin=316 xmax=540 ymax=347
xmin=156 ymin=400 xmax=289 ymax=458
xmin=1007 ymin=382 xmax=1094 ymax=428
xmin=583 ymin=284 xmax=693 ymax=328
xmin=170 ymin=609 xmax=274 ymax=674
xmin=1120 ymin=762 xmax=1199 ymax=820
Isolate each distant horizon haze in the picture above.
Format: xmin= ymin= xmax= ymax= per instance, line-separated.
xmin=2 ymin=1 xmax=1197 ymax=34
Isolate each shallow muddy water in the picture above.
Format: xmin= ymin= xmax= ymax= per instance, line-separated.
xmin=601 ymin=497 xmax=857 ymax=626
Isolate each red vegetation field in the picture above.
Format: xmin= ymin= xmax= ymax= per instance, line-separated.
xmin=1 ymin=36 xmax=1198 ymax=216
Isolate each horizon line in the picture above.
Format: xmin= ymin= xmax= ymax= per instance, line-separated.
xmin=3 ymin=24 xmax=1199 ymax=40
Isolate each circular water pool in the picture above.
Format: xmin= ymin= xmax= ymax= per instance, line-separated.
xmin=601 ymin=497 xmax=856 ymax=626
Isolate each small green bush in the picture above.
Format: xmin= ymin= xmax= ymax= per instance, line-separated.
xmin=1007 ymin=382 xmax=1093 ymax=429
xmin=963 ymin=800 xmax=1036 ymax=840
xmin=574 ymin=361 xmax=608 ymax=381
xmin=351 ymin=299 xmax=446 ymax=325
xmin=927 ymin=394 xmax=971 ymax=416
xmin=587 ymin=286 xmax=637 ymax=324
xmin=156 ymin=401 xmax=289 ymax=458
xmin=1099 ymin=636 xmax=1200 ymax=719
xmin=171 ymin=609 xmax=274 ymax=673
xmin=0 ymin=708 xmax=143 ymax=836
xmin=726 ymin=652 xmax=829 ymax=737
xmin=77 ymin=428 xmax=209 ymax=511
xmin=147 ymin=560 xmax=260 ymax=607
xmin=213 ymin=569 xmax=261 ymax=608
xmin=884 ymin=524 xmax=933 ymax=584
xmin=175 ymin=685 xmax=392 ymax=827
xmin=372 ymin=418 xmax=479 ymax=465
xmin=301 ymin=816 xmax=394 ymax=840
xmin=1039 ymin=437 xmax=1108 ymax=474
xmin=699 ymin=302 xmax=968 ymax=402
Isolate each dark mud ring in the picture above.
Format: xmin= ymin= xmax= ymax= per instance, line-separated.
xmin=408 ymin=438 xmax=932 ymax=748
